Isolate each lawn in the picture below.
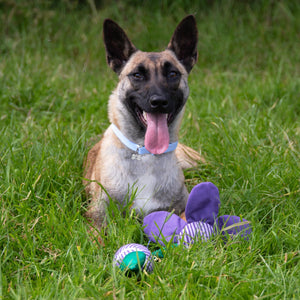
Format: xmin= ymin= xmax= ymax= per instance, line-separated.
xmin=0 ymin=0 xmax=299 ymax=298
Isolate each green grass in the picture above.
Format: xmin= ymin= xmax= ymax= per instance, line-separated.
xmin=1 ymin=0 xmax=299 ymax=298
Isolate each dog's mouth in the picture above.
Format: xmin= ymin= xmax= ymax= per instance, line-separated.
xmin=135 ymin=105 xmax=174 ymax=127
xmin=134 ymin=105 xmax=174 ymax=155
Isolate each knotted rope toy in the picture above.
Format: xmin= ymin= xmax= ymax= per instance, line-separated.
xmin=113 ymin=182 xmax=252 ymax=275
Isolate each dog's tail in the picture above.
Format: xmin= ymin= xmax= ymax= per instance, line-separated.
xmin=175 ymin=143 xmax=205 ymax=170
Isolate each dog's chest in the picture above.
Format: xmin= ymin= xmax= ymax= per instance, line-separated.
xmin=101 ymin=145 xmax=186 ymax=214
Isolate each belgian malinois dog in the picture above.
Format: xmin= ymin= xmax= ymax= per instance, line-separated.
xmin=84 ymin=15 xmax=202 ymax=230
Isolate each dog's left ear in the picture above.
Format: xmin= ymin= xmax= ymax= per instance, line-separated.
xmin=103 ymin=19 xmax=137 ymax=74
xmin=167 ymin=15 xmax=198 ymax=73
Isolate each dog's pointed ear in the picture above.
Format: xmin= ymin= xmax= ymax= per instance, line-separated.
xmin=103 ymin=19 xmax=137 ymax=74
xmin=167 ymin=15 xmax=198 ymax=73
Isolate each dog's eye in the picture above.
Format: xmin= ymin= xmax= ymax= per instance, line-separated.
xmin=132 ymin=73 xmax=144 ymax=80
xmin=168 ymin=71 xmax=178 ymax=79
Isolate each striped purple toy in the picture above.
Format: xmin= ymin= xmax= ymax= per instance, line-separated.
xmin=143 ymin=182 xmax=251 ymax=246
xmin=114 ymin=182 xmax=252 ymax=275
xmin=113 ymin=243 xmax=154 ymax=273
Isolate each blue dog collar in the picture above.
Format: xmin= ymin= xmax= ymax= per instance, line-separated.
xmin=110 ymin=124 xmax=178 ymax=155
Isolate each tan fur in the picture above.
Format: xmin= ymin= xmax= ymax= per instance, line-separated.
xmin=83 ymin=16 xmax=203 ymax=231
xmin=175 ymin=143 xmax=205 ymax=170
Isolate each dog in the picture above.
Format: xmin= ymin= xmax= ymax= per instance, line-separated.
xmin=84 ymin=15 xmax=202 ymax=231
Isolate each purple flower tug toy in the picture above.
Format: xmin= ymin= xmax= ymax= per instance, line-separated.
xmin=113 ymin=182 xmax=252 ymax=275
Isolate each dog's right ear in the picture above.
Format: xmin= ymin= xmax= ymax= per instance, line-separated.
xmin=103 ymin=19 xmax=137 ymax=74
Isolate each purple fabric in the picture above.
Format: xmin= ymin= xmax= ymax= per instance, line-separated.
xmin=216 ymin=215 xmax=252 ymax=239
xmin=185 ymin=182 xmax=220 ymax=226
xmin=143 ymin=211 xmax=186 ymax=246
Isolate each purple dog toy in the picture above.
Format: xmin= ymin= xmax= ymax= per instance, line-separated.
xmin=143 ymin=182 xmax=251 ymax=246
xmin=113 ymin=182 xmax=252 ymax=274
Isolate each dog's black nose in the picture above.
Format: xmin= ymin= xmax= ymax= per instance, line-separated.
xmin=150 ymin=95 xmax=168 ymax=109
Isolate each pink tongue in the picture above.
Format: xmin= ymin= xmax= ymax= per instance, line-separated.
xmin=145 ymin=113 xmax=169 ymax=155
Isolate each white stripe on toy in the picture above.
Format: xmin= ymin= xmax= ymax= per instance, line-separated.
xmin=179 ymin=221 xmax=214 ymax=246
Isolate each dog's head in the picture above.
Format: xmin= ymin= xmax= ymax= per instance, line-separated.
xmin=103 ymin=16 xmax=198 ymax=154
